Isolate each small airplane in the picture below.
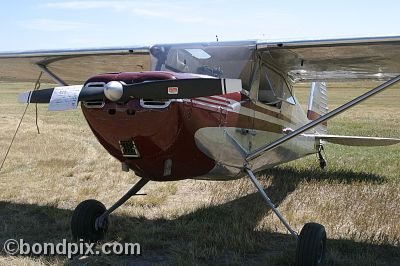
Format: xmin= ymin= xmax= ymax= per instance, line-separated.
xmin=1 ymin=36 xmax=400 ymax=265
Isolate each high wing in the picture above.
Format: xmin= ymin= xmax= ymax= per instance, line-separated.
xmin=3 ymin=36 xmax=400 ymax=85
xmin=257 ymin=36 xmax=400 ymax=81
xmin=0 ymin=47 xmax=150 ymax=85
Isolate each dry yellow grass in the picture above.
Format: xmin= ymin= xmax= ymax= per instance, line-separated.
xmin=0 ymin=81 xmax=399 ymax=265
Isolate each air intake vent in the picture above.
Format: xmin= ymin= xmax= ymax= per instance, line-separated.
xmin=83 ymin=101 xmax=105 ymax=108
xmin=119 ymin=140 xmax=140 ymax=158
xmin=140 ymin=99 xmax=171 ymax=109
xmin=83 ymin=82 xmax=106 ymax=108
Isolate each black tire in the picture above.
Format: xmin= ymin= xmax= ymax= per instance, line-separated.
xmin=319 ymin=160 xmax=327 ymax=169
xmin=71 ymin=199 xmax=108 ymax=242
xmin=296 ymin=222 xmax=327 ymax=266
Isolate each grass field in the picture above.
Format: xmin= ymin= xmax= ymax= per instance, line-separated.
xmin=0 ymin=81 xmax=399 ymax=265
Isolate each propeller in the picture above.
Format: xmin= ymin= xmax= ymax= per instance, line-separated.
xmin=102 ymin=78 xmax=242 ymax=101
xmin=18 ymin=78 xmax=242 ymax=110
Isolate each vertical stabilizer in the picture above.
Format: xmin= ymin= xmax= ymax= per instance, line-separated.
xmin=308 ymin=82 xmax=328 ymax=133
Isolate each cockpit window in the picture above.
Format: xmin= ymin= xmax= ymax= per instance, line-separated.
xmin=150 ymin=42 xmax=256 ymax=91
xmin=258 ymin=65 xmax=296 ymax=106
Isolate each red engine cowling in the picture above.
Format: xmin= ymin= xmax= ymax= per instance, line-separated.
xmin=81 ymin=71 xmax=217 ymax=181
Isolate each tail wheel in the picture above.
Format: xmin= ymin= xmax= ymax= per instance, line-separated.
xmin=296 ymin=222 xmax=327 ymax=266
xmin=71 ymin=199 xmax=108 ymax=242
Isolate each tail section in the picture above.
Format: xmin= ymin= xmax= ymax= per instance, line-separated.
xmin=307 ymin=82 xmax=328 ymax=133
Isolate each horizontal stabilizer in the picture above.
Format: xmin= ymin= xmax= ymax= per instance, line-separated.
xmin=312 ymin=134 xmax=400 ymax=146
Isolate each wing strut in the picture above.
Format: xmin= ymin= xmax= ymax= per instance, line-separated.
xmin=246 ymin=74 xmax=400 ymax=161
xmin=36 ymin=63 xmax=68 ymax=86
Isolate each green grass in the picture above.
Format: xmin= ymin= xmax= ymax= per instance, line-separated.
xmin=0 ymin=81 xmax=399 ymax=265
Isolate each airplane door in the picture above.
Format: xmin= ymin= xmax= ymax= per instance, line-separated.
xmin=223 ymin=61 xmax=258 ymax=155
xmin=223 ymin=94 xmax=255 ymax=156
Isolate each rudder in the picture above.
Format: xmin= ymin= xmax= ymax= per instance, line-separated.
xmin=307 ymin=82 xmax=328 ymax=133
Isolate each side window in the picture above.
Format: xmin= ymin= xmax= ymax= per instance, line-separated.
xmin=258 ymin=65 xmax=295 ymax=106
xmin=239 ymin=59 xmax=255 ymax=92
xmin=258 ymin=70 xmax=280 ymax=105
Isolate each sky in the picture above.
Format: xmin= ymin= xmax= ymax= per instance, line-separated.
xmin=1 ymin=0 xmax=400 ymax=51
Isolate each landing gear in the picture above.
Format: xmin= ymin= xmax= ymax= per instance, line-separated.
xmin=296 ymin=223 xmax=327 ymax=266
xmin=71 ymin=177 xmax=149 ymax=242
xmin=317 ymin=144 xmax=327 ymax=169
xmin=245 ymin=167 xmax=327 ymax=266
xmin=71 ymin=199 xmax=108 ymax=242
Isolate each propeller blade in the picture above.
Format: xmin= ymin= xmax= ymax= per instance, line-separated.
xmin=18 ymin=88 xmax=55 ymax=104
xmin=18 ymin=85 xmax=84 ymax=111
xmin=119 ymin=78 xmax=242 ymax=101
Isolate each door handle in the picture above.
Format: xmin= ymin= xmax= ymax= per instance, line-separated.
xmin=237 ymin=128 xmax=257 ymax=136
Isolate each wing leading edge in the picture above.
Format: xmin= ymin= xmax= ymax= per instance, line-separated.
xmin=0 ymin=47 xmax=150 ymax=85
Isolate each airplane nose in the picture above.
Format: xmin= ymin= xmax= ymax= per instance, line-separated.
xmin=80 ymin=71 xmax=217 ymax=180
xmin=81 ymin=98 xmax=215 ymax=180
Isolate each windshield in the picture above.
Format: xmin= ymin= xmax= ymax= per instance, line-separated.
xmin=150 ymin=42 xmax=256 ymax=91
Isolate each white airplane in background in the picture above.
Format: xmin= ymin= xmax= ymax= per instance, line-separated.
xmin=1 ymin=36 xmax=400 ymax=265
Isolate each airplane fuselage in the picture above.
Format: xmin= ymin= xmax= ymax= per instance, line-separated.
xmin=81 ymin=71 xmax=317 ymax=181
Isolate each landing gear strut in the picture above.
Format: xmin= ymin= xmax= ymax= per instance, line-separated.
xmin=317 ymin=144 xmax=327 ymax=169
xmin=71 ymin=177 xmax=149 ymax=242
xmin=245 ymin=167 xmax=327 ymax=265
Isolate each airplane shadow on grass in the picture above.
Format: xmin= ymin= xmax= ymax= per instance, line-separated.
xmin=0 ymin=167 xmax=398 ymax=265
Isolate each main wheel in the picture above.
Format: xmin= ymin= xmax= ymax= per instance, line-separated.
xmin=71 ymin=199 xmax=108 ymax=242
xmin=296 ymin=222 xmax=327 ymax=266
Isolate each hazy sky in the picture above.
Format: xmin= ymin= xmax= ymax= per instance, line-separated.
xmin=1 ymin=0 xmax=400 ymax=51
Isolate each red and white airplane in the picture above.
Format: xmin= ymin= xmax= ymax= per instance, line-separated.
xmin=1 ymin=36 xmax=400 ymax=265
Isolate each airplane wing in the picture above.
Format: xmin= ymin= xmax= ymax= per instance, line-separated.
xmin=257 ymin=36 xmax=400 ymax=81
xmin=308 ymin=134 xmax=400 ymax=146
xmin=247 ymin=36 xmax=400 ymax=162
xmin=0 ymin=47 xmax=150 ymax=85
xmin=3 ymin=36 xmax=400 ymax=85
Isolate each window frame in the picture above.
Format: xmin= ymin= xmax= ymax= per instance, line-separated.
xmin=257 ymin=63 xmax=296 ymax=106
